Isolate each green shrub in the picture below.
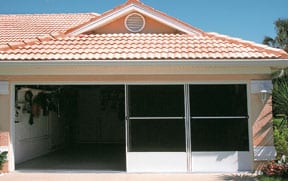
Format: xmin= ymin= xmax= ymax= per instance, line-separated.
xmin=273 ymin=119 xmax=288 ymax=160
xmin=273 ymin=127 xmax=288 ymax=159
xmin=0 ymin=151 xmax=8 ymax=169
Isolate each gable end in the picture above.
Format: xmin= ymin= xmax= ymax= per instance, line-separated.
xmin=67 ymin=3 xmax=202 ymax=36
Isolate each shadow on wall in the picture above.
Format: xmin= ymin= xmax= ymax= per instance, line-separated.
xmin=220 ymin=173 xmax=257 ymax=181
xmin=216 ymin=152 xmax=235 ymax=161
xmin=253 ymin=97 xmax=274 ymax=146
xmin=253 ymin=97 xmax=274 ymax=172
xmin=253 ymin=111 xmax=274 ymax=146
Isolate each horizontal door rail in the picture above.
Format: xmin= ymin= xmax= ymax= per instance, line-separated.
xmin=129 ymin=117 xmax=185 ymax=120
xmin=191 ymin=116 xmax=249 ymax=119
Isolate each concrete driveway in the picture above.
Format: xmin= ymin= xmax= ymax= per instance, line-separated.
xmin=0 ymin=172 xmax=258 ymax=181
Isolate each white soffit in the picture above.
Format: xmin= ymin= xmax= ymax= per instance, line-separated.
xmin=0 ymin=81 xmax=9 ymax=95
xmin=69 ymin=4 xmax=201 ymax=36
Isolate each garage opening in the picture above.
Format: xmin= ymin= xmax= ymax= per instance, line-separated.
xmin=13 ymin=83 xmax=251 ymax=172
xmin=14 ymin=85 xmax=126 ymax=172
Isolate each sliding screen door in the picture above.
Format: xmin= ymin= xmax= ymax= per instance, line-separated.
xmin=126 ymin=85 xmax=187 ymax=172
xmin=125 ymin=84 xmax=251 ymax=172
xmin=189 ymin=85 xmax=251 ymax=172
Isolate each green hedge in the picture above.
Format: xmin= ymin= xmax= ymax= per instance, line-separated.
xmin=273 ymin=119 xmax=288 ymax=160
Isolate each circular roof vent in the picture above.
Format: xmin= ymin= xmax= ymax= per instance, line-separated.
xmin=125 ymin=13 xmax=145 ymax=33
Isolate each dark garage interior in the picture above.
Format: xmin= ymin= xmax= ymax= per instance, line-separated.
xmin=14 ymin=85 xmax=126 ymax=171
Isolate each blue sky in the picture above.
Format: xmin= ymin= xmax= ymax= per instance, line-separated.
xmin=0 ymin=0 xmax=287 ymax=43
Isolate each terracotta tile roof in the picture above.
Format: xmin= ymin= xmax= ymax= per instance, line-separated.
xmin=1 ymin=33 xmax=287 ymax=61
xmin=0 ymin=13 xmax=98 ymax=47
xmin=0 ymin=0 xmax=287 ymax=61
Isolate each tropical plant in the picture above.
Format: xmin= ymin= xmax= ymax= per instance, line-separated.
xmin=0 ymin=151 xmax=8 ymax=169
xmin=263 ymin=18 xmax=288 ymax=52
xmin=260 ymin=18 xmax=288 ymax=181
xmin=272 ymin=79 xmax=288 ymax=116
xmin=272 ymin=80 xmax=288 ymax=157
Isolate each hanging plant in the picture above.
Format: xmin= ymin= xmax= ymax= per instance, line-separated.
xmin=23 ymin=90 xmax=33 ymax=114
xmin=26 ymin=91 xmax=48 ymax=125
xmin=33 ymin=92 xmax=49 ymax=116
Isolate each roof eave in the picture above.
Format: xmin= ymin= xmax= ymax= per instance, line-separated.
xmin=1 ymin=59 xmax=288 ymax=68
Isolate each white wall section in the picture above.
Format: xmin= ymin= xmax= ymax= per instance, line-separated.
xmin=191 ymin=152 xmax=252 ymax=172
xmin=127 ymin=152 xmax=187 ymax=172
xmin=14 ymin=88 xmax=59 ymax=164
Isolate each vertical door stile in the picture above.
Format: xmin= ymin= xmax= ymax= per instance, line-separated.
xmin=125 ymin=84 xmax=129 ymax=171
xmin=184 ymin=84 xmax=192 ymax=172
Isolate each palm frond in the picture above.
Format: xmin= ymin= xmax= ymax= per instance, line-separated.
xmin=273 ymin=78 xmax=288 ymax=116
xmin=263 ymin=36 xmax=275 ymax=47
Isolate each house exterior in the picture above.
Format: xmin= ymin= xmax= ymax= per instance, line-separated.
xmin=1 ymin=0 xmax=288 ymax=173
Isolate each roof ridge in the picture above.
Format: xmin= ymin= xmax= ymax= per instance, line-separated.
xmin=205 ymin=32 xmax=288 ymax=59
xmin=80 ymin=32 xmax=187 ymax=36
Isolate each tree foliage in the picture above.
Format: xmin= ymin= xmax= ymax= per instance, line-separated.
xmin=263 ymin=18 xmax=288 ymax=52
xmin=267 ymin=18 xmax=288 ymax=116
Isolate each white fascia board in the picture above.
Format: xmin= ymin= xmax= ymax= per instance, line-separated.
xmin=69 ymin=4 xmax=200 ymax=36
xmin=69 ymin=5 xmax=136 ymax=36
xmin=1 ymin=59 xmax=288 ymax=67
